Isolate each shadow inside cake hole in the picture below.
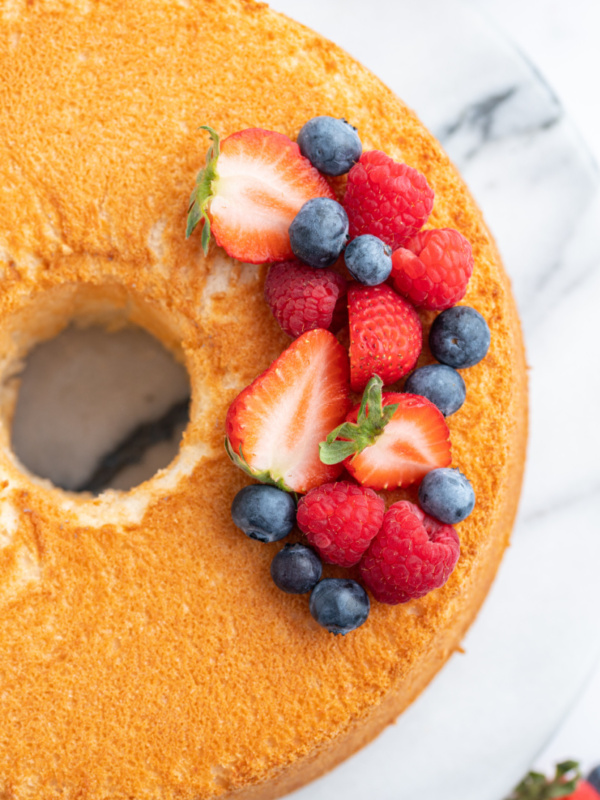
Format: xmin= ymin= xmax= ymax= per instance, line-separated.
xmin=11 ymin=324 xmax=191 ymax=494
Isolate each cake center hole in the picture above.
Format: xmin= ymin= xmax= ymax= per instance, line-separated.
xmin=11 ymin=325 xmax=191 ymax=493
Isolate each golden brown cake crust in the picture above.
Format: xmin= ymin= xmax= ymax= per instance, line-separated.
xmin=0 ymin=1 xmax=527 ymax=798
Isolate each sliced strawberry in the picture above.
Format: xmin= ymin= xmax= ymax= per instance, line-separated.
xmin=348 ymin=283 xmax=422 ymax=392
xmin=225 ymin=329 xmax=351 ymax=493
xmin=320 ymin=375 xmax=451 ymax=490
xmin=187 ymin=126 xmax=335 ymax=264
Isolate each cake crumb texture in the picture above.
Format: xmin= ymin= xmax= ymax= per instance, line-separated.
xmin=0 ymin=1 xmax=527 ymax=798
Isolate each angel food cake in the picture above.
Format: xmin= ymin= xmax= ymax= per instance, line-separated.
xmin=0 ymin=1 xmax=527 ymax=798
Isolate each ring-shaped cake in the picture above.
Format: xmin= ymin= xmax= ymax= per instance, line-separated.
xmin=0 ymin=1 xmax=527 ymax=797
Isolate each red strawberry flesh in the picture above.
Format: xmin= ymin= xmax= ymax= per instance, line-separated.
xmin=195 ymin=128 xmax=336 ymax=264
xmin=345 ymin=392 xmax=451 ymax=490
xmin=226 ymin=329 xmax=351 ymax=493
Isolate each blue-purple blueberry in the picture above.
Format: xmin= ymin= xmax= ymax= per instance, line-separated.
xmin=231 ymin=484 xmax=296 ymax=543
xmin=429 ymin=306 xmax=491 ymax=369
xmin=418 ymin=468 xmax=475 ymax=525
xmin=309 ymin=578 xmax=370 ymax=635
xmin=344 ymin=234 xmax=392 ymax=286
xmin=270 ymin=543 xmax=322 ymax=594
xmin=587 ymin=766 xmax=600 ymax=793
xmin=404 ymin=364 xmax=466 ymax=417
xmin=289 ymin=198 xmax=349 ymax=269
xmin=297 ymin=116 xmax=362 ymax=176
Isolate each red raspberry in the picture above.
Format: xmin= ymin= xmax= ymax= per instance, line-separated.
xmin=348 ymin=283 xmax=422 ymax=392
xmin=264 ymin=260 xmax=347 ymax=338
xmin=391 ymin=228 xmax=474 ymax=310
xmin=359 ymin=501 xmax=460 ymax=604
xmin=343 ymin=151 xmax=434 ymax=250
xmin=296 ymin=481 xmax=385 ymax=568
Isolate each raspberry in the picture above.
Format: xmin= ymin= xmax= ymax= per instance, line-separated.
xmin=343 ymin=151 xmax=434 ymax=250
xmin=359 ymin=501 xmax=460 ymax=604
xmin=264 ymin=260 xmax=347 ymax=338
xmin=296 ymin=481 xmax=385 ymax=568
xmin=391 ymin=228 xmax=474 ymax=310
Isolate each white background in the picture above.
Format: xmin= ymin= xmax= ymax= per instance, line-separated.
xmin=475 ymin=0 xmax=600 ymax=780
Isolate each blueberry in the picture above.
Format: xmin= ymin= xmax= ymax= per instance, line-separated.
xmin=309 ymin=578 xmax=370 ymax=635
xmin=588 ymin=766 xmax=600 ymax=793
xmin=270 ymin=543 xmax=322 ymax=594
xmin=404 ymin=364 xmax=466 ymax=417
xmin=289 ymin=198 xmax=349 ymax=269
xmin=429 ymin=306 xmax=491 ymax=369
xmin=418 ymin=468 xmax=475 ymax=525
xmin=344 ymin=235 xmax=392 ymax=286
xmin=297 ymin=116 xmax=362 ymax=176
xmin=231 ymin=484 xmax=296 ymax=543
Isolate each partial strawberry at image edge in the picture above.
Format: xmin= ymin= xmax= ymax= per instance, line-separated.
xmin=506 ymin=761 xmax=600 ymax=800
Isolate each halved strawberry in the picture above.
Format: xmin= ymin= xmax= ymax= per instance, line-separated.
xmin=187 ymin=126 xmax=335 ymax=264
xmin=225 ymin=329 xmax=351 ymax=493
xmin=320 ymin=375 xmax=451 ymax=490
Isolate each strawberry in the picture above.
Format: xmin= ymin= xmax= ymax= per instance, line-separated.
xmin=225 ymin=329 xmax=351 ymax=493
xmin=320 ymin=375 xmax=451 ymax=490
xmin=507 ymin=761 xmax=588 ymax=800
xmin=187 ymin=126 xmax=335 ymax=264
xmin=348 ymin=283 xmax=422 ymax=392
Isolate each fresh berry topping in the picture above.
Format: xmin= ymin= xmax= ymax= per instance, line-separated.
xmin=418 ymin=467 xmax=475 ymax=524
xmin=343 ymin=150 xmax=434 ymax=250
xmin=588 ymin=767 xmax=600 ymax=794
xmin=270 ymin=543 xmax=322 ymax=594
xmin=359 ymin=501 xmax=460 ymax=604
xmin=289 ymin=197 xmax=349 ymax=268
xmin=187 ymin=126 xmax=335 ymax=263
xmin=429 ymin=306 xmax=491 ymax=369
xmin=296 ymin=481 xmax=385 ymax=568
xmin=508 ymin=761 xmax=583 ymax=800
xmin=344 ymin=234 xmax=392 ymax=286
xmin=309 ymin=578 xmax=370 ymax=634
xmin=572 ymin=784 xmax=600 ymax=800
xmin=404 ymin=364 xmax=466 ymax=417
xmin=225 ymin=329 xmax=351 ymax=493
xmin=320 ymin=375 xmax=451 ymax=491
xmin=231 ymin=484 xmax=296 ymax=543
xmin=348 ymin=283 xmax=422 ymax=392
xmin=390 ymin=228 xmax=474 ymax=310
xmin=297 ymin=116 xmax=362 ymax=176
xmin=264 ymin=260 xmax=347 ymax=338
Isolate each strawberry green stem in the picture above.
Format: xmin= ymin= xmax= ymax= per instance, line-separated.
xmin=224 ymin=438 xmax=293 ymax=493
xmin=506 ymin=761 xmax=581 ymax=800
xmin=186 ymin=124 xmax=220 ymax=253
xmin=319 ymin=375 xmax=398 ymax=465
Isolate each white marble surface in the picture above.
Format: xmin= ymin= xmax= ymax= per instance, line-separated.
xmin=264 ymin=0 xmax=600 ymax=797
